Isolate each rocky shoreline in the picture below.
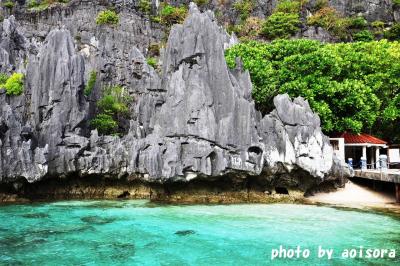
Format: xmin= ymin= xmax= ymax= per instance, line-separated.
xmin=0 ymin=174 xmax=337 ymax=204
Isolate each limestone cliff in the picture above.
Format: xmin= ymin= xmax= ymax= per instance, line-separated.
xmin=0 ymin=2 xmax=350 ymax=201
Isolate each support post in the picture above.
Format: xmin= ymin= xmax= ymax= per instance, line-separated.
xmin=376 ymin=147 xmax=380 ymax=169
xmin=361 ymin=146 xmax=367 ymax=170
xmin=396 ymin=184 xmax=400 ymax=204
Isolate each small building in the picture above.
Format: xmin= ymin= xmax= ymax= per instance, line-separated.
xmin=330 ymin=132 xmax=387 ymax=169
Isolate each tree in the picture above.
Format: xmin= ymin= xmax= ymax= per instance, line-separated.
xmin=225 ymin=39 xmax=400 ymax=142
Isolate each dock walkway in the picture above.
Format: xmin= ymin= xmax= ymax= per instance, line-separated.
xmin=353 ymin=169 xmax=400 ymax=203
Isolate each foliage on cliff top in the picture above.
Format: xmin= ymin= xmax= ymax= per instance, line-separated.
xmin=225 ymin=39 xmax=400 ymax=142
xmin=96 ymin=10 xmax=119 ymax=25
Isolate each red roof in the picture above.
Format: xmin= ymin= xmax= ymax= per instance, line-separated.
xmin=335 ymin=132 xmax=387 ymax=145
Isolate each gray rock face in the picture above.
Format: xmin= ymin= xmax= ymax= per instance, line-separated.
xmin=0 ymin=4 xmax=350 ymax=194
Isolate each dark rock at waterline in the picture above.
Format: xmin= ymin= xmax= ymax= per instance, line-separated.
xmin=175 ymin=230 xmax=196 ymax=236
xmin=0 ymin=3 xmax=350 ymax=196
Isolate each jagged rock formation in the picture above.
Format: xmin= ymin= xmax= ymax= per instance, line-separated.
xmin=0 ymin=3 xmax=350 ymax=200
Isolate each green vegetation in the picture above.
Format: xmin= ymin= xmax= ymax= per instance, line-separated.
xmin=234 ymin=16 xmax=263 ymax=41
xmin=3 ymin=1 xmax=15 ymax=9
xmin=261 ymin=12 xmax=300 ymax=39
xmin=353 ymin=30 xmax=374 ymax=42
xmin=0 ymin=73 xmax=24 ymax=96
xmin=148 ymin=43 xmax=161 ymax=57
xmin=350 ymin=16 xmax=367 ymax=29
xmin=371 ymin=20 xmax=385 ymax=34
xmin=313 ymin=0 xmax=328 ymax=11
xmin=275 ymin=0 xmax=300 ymax=13
xmin=194 ymin=0 xmax=209 ymax=7
xmin=393 ymin=0 xmax=400 ymax=7
xmin=91 ymin=86 xmax=131 ymax=135
xmin=96 ymin=10 xmax=119 ymax=25
xmin=27 ymin=0 xmax=39 ymax=8
xmin=225 ymin=40 xmax=400 ymax=142
xmin=139 ymin=0 xmax=151 ymax=15
xmin=307 ymin=7 xmax=351 ymax=39
xmin=27 ymin=0 xmax=69 ymax=11
xmin=159 ymin=4 xmax=187 ymax=26
xmin=0 ymin=73 xmax=8 ymax=84
xmin=384 ymin=23 xmax=400 ymax=41
xmin=90 ymin=114 xmax=118 ymax=135
xmin=146 ymin=57 xmax=157 ymax=68
xmin=84 ymin=71 xmax=97 ymax=96
xmin=233 ymin=0 xmax=254 ymax=21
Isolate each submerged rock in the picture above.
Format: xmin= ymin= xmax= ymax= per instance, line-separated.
xmin=21 ymin=213 xmax=50 ymax=219
xmin=80 ymin=216 xmax=116 ymax=225
xmin=0 ymin=3 xmax=350 ymax=199
xmin=175 ymin=230 xmax=196 ymax=236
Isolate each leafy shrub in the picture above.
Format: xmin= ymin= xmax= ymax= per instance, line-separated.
xmin=91 ymin=86 xmax=132 ymax=135
xmin=371 ymin=20 xmax=385 ymax=33
xmin=97 ymin=86 xmax=130 ymax=115
xmin=275 ymin=0 xmax=300 ymax=13
xmin=393 ymin=0 xmax=400 ymax=7
xmin=0 ymin=73 xmax=9 ymax=84
xmin=233 ymin=0 xmax=254 ymax=21
xmin=96 ymin=10 xmax=119 ymax=25
xmin=3 ymin=73 xmax=24 ymax=96
xmin=261 ymin=12 xmax=300 ymax=39
xmin=3 ymin=1 xmax=15 ymax=8
xmin=159 ymin=4 xmax=187 ymax=26
xmin=146 ymin=57 xmax=157 ymax=68
xmin=27 ymin=0 xmax=69 ymax=11
xmin=139 ymin=0 xmax=151 ymax=15
xmin=353 ymin=30 xmax=374 ymax=42
xmin=27 ymin=0 xmax=39 ymax=8
xmin=384 ymin=23 xmax=400 ymax=40
xmin=350 ymin=16 xmax=367 ymax=29
xmin=225 ymin=39 xmax=400 ymax=140
xmin=148 ymin=43 xmax=160 ymax=57
xmin=313 ymin=0 xmax=328 ymax=11
xmin=194 ymin=0 xmax=209 ymax=7
xmin=307 ymin=7 xmax=351 ymax=39
xmin=84 ymin=71 xmax=97 ymax=96
xmin=90 ymin=114 xmax=118 ymax=135
xmin=237 ymin=16 xmax=263 ymax=40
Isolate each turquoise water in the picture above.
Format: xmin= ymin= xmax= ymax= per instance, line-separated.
xmin=0 ymin=201 xmax=399 ymax=265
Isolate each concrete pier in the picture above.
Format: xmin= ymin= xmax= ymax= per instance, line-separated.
xmin=354 ymin=169 xmax=400 ymax=203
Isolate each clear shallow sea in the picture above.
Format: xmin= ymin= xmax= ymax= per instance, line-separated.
xmin=0 ymin=201 xmax=399 ymax=266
